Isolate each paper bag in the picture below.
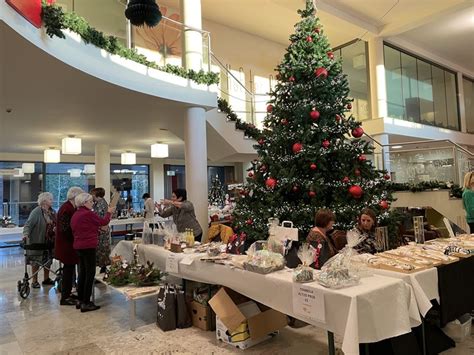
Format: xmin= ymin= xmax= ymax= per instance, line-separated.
xmin=274 ymin=221 xmax=298 ymax=242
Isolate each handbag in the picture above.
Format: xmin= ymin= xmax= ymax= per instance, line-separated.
xmin=156 ymin=285 xmax=177 ymax=331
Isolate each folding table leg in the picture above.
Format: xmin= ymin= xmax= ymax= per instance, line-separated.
xmin=129 ymin=299 xmax=136 ymax=331
xmin=327 ymin=331 xmax=335 ymax=355
xmin=421 ymin=318 xmax=427 ymax=355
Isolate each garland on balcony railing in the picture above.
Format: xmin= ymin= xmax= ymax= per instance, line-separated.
xmin=217 ymin=98 xmax=262 ymax=140
xmin=391 ymin=180 xmax=463 ymax=198
xmin=40 ymin=3 xmax=219 ymax=86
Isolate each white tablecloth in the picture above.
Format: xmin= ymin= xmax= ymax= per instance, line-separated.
xmin=112 ymin=241 xmax=421 ymax=355
xmin=371 ymin=268 xmax=439 ymax=317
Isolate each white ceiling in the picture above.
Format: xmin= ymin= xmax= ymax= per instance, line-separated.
xmin=159 ymin=0 xmax=474 ymax=72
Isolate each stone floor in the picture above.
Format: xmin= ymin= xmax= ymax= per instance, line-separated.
xmin=0 ymin=247 xmax=472 ymax=355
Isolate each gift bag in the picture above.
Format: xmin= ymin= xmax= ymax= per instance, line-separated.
xmin=156 ymin=285 xmax=177 ymax=331
xmin=176 ymin=288 xmax=192 ymax=328
xmin=143 ymin=223 xmax=153 ymax=245
xmin=274 ymin=221 xmax=299 ymax=242
xmin=153 ymin=222 xmax=166 ymax=246
xmin=226 ymin=232 xmax=247 ymax=255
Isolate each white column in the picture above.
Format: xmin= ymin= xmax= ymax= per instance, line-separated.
xmin=184 ymin=107 xmax=208 ymax=240
xmin=373 ymin=134 xmax=391 ymax=174
xmin=180 ymin=0 xmax=203 ymax=71
xmin=368 ymin=37 xmax=387 ymax=119
xmin=457 ymin=72 xmax=467 ymax=133
xmin=95 ymin=144 xmax=111 ymax=202
xmin=151 ymin=158 xmax=164 ymax=202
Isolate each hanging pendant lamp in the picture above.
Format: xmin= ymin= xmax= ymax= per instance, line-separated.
xmin=125 ymin=0 xmax=162 ymax=27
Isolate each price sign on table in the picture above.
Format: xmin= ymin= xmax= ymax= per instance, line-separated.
xmin=166 ymin=253 xmax=180 ymax=274
xmin=292 ymin=283 xmax=326 ymax=323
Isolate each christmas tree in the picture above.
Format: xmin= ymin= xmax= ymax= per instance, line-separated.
xmin=232 ymin=0 xmax=394 ymax=242
xmin=208 ymin=175 xmax=226 ymax=207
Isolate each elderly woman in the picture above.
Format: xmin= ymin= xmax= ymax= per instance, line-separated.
xmin=156 ymin=189 xmax=203 ymax=242
xmin=351 ymin=208 xmax=380 ymax=254
xmin=462 ymin=172 xmax=474 ymax=233
xmin=22 ymin=192 xmax=57 ymax=288
xmin=90 ymin=187 xmax=111 ymax=273
xmin=306 ymin=209 xmax=337 ymax=269
xmin=55 ymin=187 xmax=83 ymax=305
xmin=71 ymin=193 xmax=115 ymax=312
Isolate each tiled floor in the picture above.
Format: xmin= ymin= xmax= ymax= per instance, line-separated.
xmin=0 ymin=247 xmax=472 ymax=355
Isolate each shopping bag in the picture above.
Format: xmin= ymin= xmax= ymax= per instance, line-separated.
xmin=153 ymin=222 xmax=166 ymax=246
xmin=156 ymin=285 xmax=177 ymax=331
xmin=176 ymin=288 xmax=192 ymax=328
xmin=274 ymin=221 xmax=299 ymax=242
xmin=143 ymin=222 xmax=153 ymax=245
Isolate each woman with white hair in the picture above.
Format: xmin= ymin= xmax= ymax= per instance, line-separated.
xmin=71 ymin=192 xmax=115 ymax=312
xmin=55 ymin=186 xmax=83 ymax=305
xmin=22 ymin=192 xmax=57 ymax=289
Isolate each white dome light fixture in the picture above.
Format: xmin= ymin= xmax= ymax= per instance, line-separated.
xmin=22 ymin=163 xmax=35 ymax=174
xmin=151 ymin=143 xmax=169 ymax=158
xmin=62 ymin=136 xmax=82 ymax=155
xmin=44 ymin=148 xmax=60 ymax=163
xmin=14 ymin=168 xmax=24 ymax=177
xmin=121 ymin=152 xmax=136 ymax=165
xmin=83 ymin=164 xmax=95 ymax=174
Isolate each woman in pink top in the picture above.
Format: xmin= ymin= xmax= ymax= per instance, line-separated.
xmin=71 ymin=193 xmax=115 ymax=312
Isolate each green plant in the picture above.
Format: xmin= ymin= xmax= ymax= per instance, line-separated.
xmin=40 ymin=3 xmax=219 ymax=86
xmin=217 ymin=98 xmax=261 ymax=140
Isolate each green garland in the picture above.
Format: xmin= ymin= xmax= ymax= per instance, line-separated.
xmin=391 ymin=180 xmax=463 ymax=198
xmin=40 ymin=3 xmax=219 ymax=86
xmin=217 ymin=98 xmax=261 ymax=140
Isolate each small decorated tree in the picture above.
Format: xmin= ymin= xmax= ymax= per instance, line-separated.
xmin=208 ymin=175 xmax=226 ymax=207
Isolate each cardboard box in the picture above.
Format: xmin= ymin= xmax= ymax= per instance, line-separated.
xmin=209 ymin=288 xmax=287 ymax=349
xmin=189 ymin=301 xmax=215 ymax=331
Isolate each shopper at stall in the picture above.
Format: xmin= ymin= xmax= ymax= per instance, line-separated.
xmin=142 ymin=193 xmax=155 ymax=221
xmin=22 ymin=192 xmax=57 ymax=288
xmin=350 ymin=208 xmax=380 ymax=254
xmin=306 ymin=209 xmax=337 ymax=269
xmin=90 ymin=187 xmax=111 ymax=273
xmin=71 ymin=193 xmax=114 ymax=312
xmin=55 ymin=187 xmax=83 ymax=305
xmin=156 ymin=189 xmax=203 ymax=241
xmin=462 ymin=171 xmax=474 ymax=233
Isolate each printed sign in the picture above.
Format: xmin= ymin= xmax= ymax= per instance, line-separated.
xmin=165 ymin=253 xmax=179 ymax=274
xmin=292 ymin=283 xmax=325 ymax=323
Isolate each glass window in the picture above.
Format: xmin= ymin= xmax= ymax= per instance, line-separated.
xmin=463 ymin=77 xmax=474 ymax=133
xmin=384 ymin=44 xmax=459 ymax=131
xmin=111 ymin=164 xmax=149 ymax=213
xmin=338 ymin=41 xmax=370 ymax=120
xmin=0 ymin=162 xmax=43 ymax=226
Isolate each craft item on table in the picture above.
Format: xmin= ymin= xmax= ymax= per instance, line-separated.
xmin=129 ymin=261 xmax=165 ymax=286
xmin=207 ymin=242 xmax=225 ymax=257
xmin=413 ymin=216 xmax=425 ymax=244
xmin=170 ymin=242 xmax=183 ymax=253
xmin=243 ymin=241 xmax=285 ymax=274
xmin=185 ymin=228 xmax=195 ymax=248
xmin=153 ymin=223 xmax=166 ymax=246
xmin=199 ymin=254 xmax=230 ymax=262
xmin=315 ymin=230 xmax=363 ymax=289
xmin=105 ymin=257 xmax=131 ymax=286
xmin=230 ymin=255 xmax=248 ymax=269
xmin=293 ymin=243 xmax=316 ymax=283
xmin=226 ymin=232 xmax=246 ymax=255
xmin=0 ymin=216 xmax=15 ymax=228
xmin=375 ymin=226 xmax=389 ymax=251
xmin=444 ymin=245 xmax=472 ymax=256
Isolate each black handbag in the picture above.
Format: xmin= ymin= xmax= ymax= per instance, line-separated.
xmin=156 ymin=285 xmax=177 ymax=331
xmin=176 ymin=288 xmax=192 ymax=329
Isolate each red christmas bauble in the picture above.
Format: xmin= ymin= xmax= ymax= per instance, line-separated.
xmin=349 ymin=185 xmax=363 ymax=199
xmin=342 ymin=176 xmax=350 ymax=184
xmin=310 ymin=110 xmax=320 ymax=120
xmin=265 ymin=178 xmax=277 ymax=189
xmin=315 ymin=67 xmax=328 ymax=79
xmin=281 ymin=118 xmax=289 ymax=125
xmin=322 ymin=140 xmax=330 ymax=148
xmin=292 ymin=185 xmax=299 ymax=192
xmin=247 ymin=171 xmax=254 ymax=178
xmin=258 ymin=138 xmax=265 ymax=145
xmin=266 ymin=104 xmax=273 ymax=113
xmin=335 ymin=114 xmax=342 ymax=122
xmin=384 ymin=174 xmax=391 ymax=180
xmin=379 ymin=200 xmax=389 ymax=209
xmin=246 ymin=219 xmax=253 ymax=225
xmin=347 ymin=103 xmax=352 ymax=110
xmin=310 ymin=163 xmax=317 ymax=170
xmin=327 ymin=51 xmax=334 ymax=59
xmin=289 ymin=76 xmax=295 ymax=82
xmin=355 ymin=168 xmax=361 ymax=176
xmin=358 ymin=155 xmax=366 ymax=162
xmin=306 ymin=36 xmax=313 ymax=42
xmin=292 ymin=142 xmax=303 ymax=153
xmin=352 ymin=127 xmax=364 ymax=138
xmin=308 ymin=191 xmax=316 ymax=198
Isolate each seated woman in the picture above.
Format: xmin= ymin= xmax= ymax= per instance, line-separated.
xmin=351 ymin=208 xmax=379 ymax=254
xmin=306 ymin=209 xmax=337 ymax=269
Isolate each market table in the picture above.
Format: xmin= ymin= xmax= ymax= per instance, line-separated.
xmin=112 ymin=241 xmax=421 ymax=355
